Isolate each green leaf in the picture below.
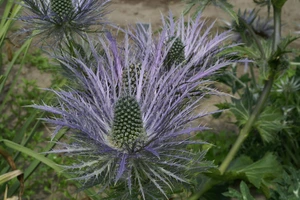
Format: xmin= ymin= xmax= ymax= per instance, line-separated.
xmin=235 ymin=153 xmax=282 ymax=188
xmin=254 ymin=107 xmax=284 ymax=143
xmin=223 ymin=187 xmax=243 ymax=199
xmin=183 ymin=0 xmax=210 ymax=15
xmin=223 ymin=181 xmax=256 ymax=200
xmin=219 ymin=154 xmax=282 ymax=198
xmin=230 ymin=87 xmax=254 ymax=127
xmin=183 ymin=0 xmax=238 ymax=24
xmin=0 ymin=37 xmax=32 ymax=98
xmin=1 ymin=137 xmax=100 ymax=198
xmin=240 ymin=181 xmax=255 ymax=200
xmin=271 ymin=167 xmax=300 ymax=200
xmin=214 ymin=0 xmax=238 ymax=24
xmin=0 ymin=139 xmax=62 ymax=172
xmin=208 ymin=153 xmax=281 ymax=195
xmin=228 ymin=155 xmax=253 ymax=170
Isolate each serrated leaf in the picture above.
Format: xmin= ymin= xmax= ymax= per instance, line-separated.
xmin=223 ymin=181 xmax=256 ymax=200
xmin=228 ymin=155 xmax=253 ymax=171
xmin=235 ymin=153 xmax=282 ymax=188
xmin=209 ymin=153 xmax=281 ymax=193
xmin=223 ymin=187 xmax=243 ymax=198
xmin=228 ymin=45 xmax=261 ymax=60
xmin=214 ymin=0 xmax=238 ymax=24
xmin=0 ymin=75 xmax=4 ymax=83
xmin=254 ymin=107 xmax=284 ymax=143
xmin=230 ymin=88 xmax=254 ymax=126
xmin=230 ymin=103 xmax=249 ymax=126
xmin=183 ymin=0 xmax=210 ymax=15
xmin=240 ymin=181 xmax=256 ymax=200
xmin=183 ymin=0 xmax=238 ymax=24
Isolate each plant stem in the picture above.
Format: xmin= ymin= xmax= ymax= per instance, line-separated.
xmin=188 ymin=74 xmax=274 ymax=200
xmin=219 ymin=0 xmax=282 ymax=176
xmin=249 ymin=65 xmax=257 ymax=89
xmin=189 ymin=4 xmax=282 ymax=199
xmin=219 ymin=71 xmax=275 ymax=174
xmin=239 ymin=17 xmax=265 ymax=90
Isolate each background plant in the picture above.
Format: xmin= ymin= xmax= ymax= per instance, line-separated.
xmin=184 ymin=0 xmax=300 ymax=199
xmin=0 ymin=1 xmax=82 ymax=198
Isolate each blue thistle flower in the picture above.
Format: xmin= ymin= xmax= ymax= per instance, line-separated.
xmin=33 ymin=23 xmax=231 ymax=198
xmin=159 ymin=12 xmax=233 ymax=74
xmin=127 ymin=13 xmax=233 ymax=87
xmin=19 ymin=0 xmax=110 ymax=43
xmin=128 ymin=12 xmax=234 ymax=99
xmin=223 ymin=9 xmax=273 ymax=43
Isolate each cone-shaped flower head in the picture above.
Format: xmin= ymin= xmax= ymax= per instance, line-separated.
xmin=111 ymin=96 xmax=146 ymax=152
xmin=20 ymin=0 xmax=110 ymax=43
xmin=129 ymin=12 xmax=234 ymax=89
xmin=165 ymin=37 xmax=186 ymax=69
xmin=34 ymin=15 xmax=234 ymax=197
xmin=157 ymin=12 xmax=233 ymax=74
xmin=50 ymin=0 xmax=73 ymax=19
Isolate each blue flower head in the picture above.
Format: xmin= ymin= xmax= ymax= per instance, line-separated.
xmin=223 ymin=9 xmax=273 ymax=42
xmin=20 ymin=0 xmax=110 ymax=43
xmin=131 ymin=12 xmax=233 ymax=79
xmin=34 ymin=13 xmax=233 ymax=199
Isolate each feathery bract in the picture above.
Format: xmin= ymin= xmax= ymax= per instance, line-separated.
xmin=34 ymin=13 xmax=234 ymax=199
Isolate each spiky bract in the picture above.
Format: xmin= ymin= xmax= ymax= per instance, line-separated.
xmin=33 ymin=13 xmax=234 ymax=199
xmin=20 ymin=0 xmax=110 ymax=44
xmin=158 ymin=12 xmax=233 ymax=76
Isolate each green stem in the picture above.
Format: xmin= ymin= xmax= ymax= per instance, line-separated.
xmin=189 ymin=4 xmax=282 ymax=199
xmin=219 ymin=72 xmax=275 ymax=174
xmin=249 ymin=65 xmax=257 ymax=89
xmin=227 ymin=71 xmax=246 ymax=88
xmin=219 ymin=0 xmax=282 ymax=177
xmin=189 ymin=71 xmax=275 ymax=200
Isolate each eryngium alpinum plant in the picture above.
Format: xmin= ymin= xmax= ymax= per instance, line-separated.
xmin=223 ymin=9 xmax=273 ymax=43
xmin=20 ymin=0 xmax=109 ymax=43
xmin=131 ymin=12 xmax=233 ymax=79
xmin=33 ymin=16 xmax=233 ymax=199
xmin=162 ymin=12 xmax=229 ymax=72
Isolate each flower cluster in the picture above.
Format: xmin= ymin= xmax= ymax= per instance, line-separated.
xmin=20 ymin=0 xmax=110 ymax=43
xmin=33 ymin=13 xmax=233 ymax=199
